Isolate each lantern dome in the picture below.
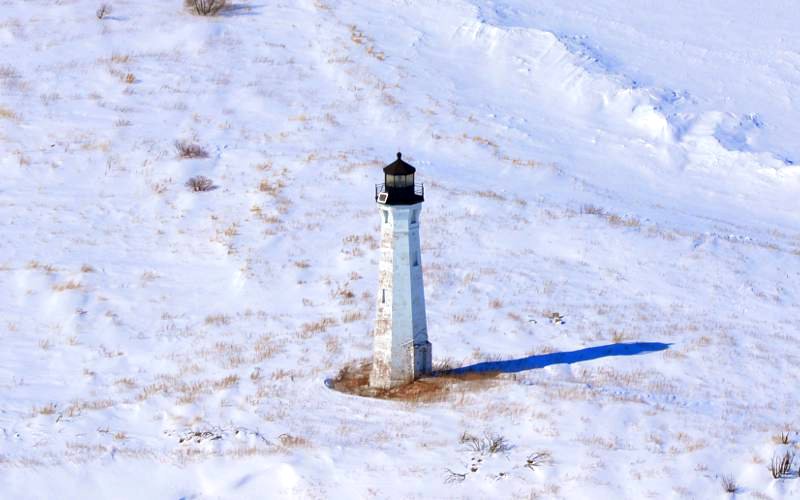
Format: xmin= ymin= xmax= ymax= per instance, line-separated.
xmin=375 ymin=152 xmax=424 ymax=205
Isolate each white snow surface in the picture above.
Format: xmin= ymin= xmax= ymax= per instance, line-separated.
xmin=1 ymin=0 xmax=799 ymax=498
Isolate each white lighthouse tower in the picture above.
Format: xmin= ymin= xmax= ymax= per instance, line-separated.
xmin=369 ymin=152 xmax=432 ymax=389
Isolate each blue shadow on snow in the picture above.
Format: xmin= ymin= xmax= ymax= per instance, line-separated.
xmin=437 ymin=342 xmax=670 ymax=376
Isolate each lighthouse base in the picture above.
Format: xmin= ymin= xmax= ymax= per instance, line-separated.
xmin=369 ymin=340 xmax=432 ymax=389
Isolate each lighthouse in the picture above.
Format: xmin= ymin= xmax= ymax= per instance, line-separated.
xmin=369 ymin=153 xmax=432 ymax=389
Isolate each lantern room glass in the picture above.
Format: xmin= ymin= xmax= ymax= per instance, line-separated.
xmin=386 ymin=173 xmax=414 ymax=188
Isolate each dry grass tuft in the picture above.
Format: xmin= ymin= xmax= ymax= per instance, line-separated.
xmin=175 ymin=140 xmax=209 ymax=159
xmin=768 ymin=450 xmax=794 ymax=479
xmin=184 ymin=0 xmax=228 ymax=16
xmin=52 ymin=280 xmax=82 ymax=292
xmin=720 ymin=474 xmax=737 ymax=494
xmin=0 ymin=106 xmax=19 ymax=121
xmin=278 ymin=433 xmax=310 ymax=448
xmin=299 ymin=317 xmax=337 ymax=338
xmin=185 ymin=175 xmax=215 ymax=192
xmin=329 ymin=361 xmax=499 ymax=403
xmin=96 ymin=3 xmax=112 ymax=19
xmin=33 ymin=402 xmax=57 ymax=415
xmin=205 ymin=314 xmax=230 ymax=326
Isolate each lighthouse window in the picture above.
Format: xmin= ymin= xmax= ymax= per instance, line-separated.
xmin=383 ymin=210 xmax=389 ymax=223
xmin=410 ymin=210 xmax=417 ymax=224
xmin=381 ymin=289 xmax=386 ymax=303
xmin=413 ymin=251 xmax=419 ymax=267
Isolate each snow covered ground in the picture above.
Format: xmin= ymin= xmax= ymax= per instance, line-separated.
xmin=1 ymin=0 xmax=799 ymax=498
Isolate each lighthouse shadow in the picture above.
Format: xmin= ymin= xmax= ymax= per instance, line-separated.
xmin=435 ymin=342 xmax=671 ymax=377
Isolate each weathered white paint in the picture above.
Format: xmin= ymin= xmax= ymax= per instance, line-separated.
xmin=369 ymin=202 xmax=431 ymax=389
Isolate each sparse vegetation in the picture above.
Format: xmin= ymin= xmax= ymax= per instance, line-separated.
xmin=460 ymin=431 xmax=512 ymax=455
xmin=768 ymin=450 xmax=794 ymax=479
xmin=720 ymin=474 xmax=737 ymax=493
xmin=185 ymin=175 xmax=215 ymax=192
xmin=525 ymin=451 xmax=552 ymax=470
xmin=175 ymin=140 xmax=209 ymax=159
xmin=444 ymin=468 xmax=467 ymax=484
xmin=184 ymin=0 xmax=228 ymax=16
xmin=96 ymin=4 xmax=111 ymax=20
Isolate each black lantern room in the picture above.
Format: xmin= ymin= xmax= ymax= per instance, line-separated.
xmin=375 ymin=152 xmax=425 ymax=205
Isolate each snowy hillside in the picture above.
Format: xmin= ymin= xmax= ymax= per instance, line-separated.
xmin=1 ymin=0 xmax=799 ymax=498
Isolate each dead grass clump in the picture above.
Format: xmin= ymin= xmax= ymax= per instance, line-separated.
xmin=460 ymin=432 xmax=512 ymax=454
xmin=324 ymin=335 xmax=340 ymax=354
xmin=114 ymin=378 xmax=137 ymax=389
xmin=253 ymin=335 xmax=282 ymax=362
xmin=52 ymin=280 xmax=82 ymax=292
xmin=175 ymin=140 xmax=209 ymax=159
xmin=773 ymin=431 xmax=790 ymax=445
xmin=96 ymin=3 xmax=112 ymax=19
xmin=186 ymin=175 xmax=215 ymax=192
xmin=581 ymin=204 xmax=641 ymax=228
xmin=611 ymin=330 xmax=627 ymax=343
xmin=329 ymin=361 xmax=499 ymax=403
xmin=475 ymin=190 xmax=506 ymax=201
xmin=258 ymin=178 xmax=285 ymax=195
xmin=212 ymin=374 xmax=239 ymax=390
xmin=581 ymin=204 xmax=605 ymax=216
xmin=433 ymin=358 xmax=454 ymax=372
xmin=525 ymin=451 xmax=552 ymax=470
xmin=342 ymin=311 xmax=365 ymax=323
xmin=768 ymin=450 xmax=794 ymax=479
xmin=184 ymin=0 xmax=228 ymax=16
xmin=488 ymin=298 xmax=503 ymax=309
xmin=607 ymin=214 xmax=641 ymax=228
xmin=0 ymin=106 xmax=19 ymax=121
xmin=205 ymin=314 xmax=230 ymax=326
xmin=720 ymin=474 xmax=737 ymax=493
xmin=278 ymin=433 xmax=310 ymax=448
xmin=299 ymin=317 xmax=337 ymax=338
xmin=34 ymin=402 xmax=57 ymax=415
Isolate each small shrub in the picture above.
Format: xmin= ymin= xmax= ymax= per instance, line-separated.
xmin=34 ymin=402 xmax=57 ymax=415
xmin=185 ymin=175 xmax=215 ymax=192
xmin=524 ymin=451 xmax=552 ymax=470
xmin=184 ymin=0 xmax=228 ymax=16
xmin=768 ymin=451 xmax=794 ymax=479
xmin=444 ymin=468 xmax=467 ymax=484
xmin=720 ymin=474 xmax=737 ymax=493
xmin=278 ymin=433 xmax=309 ymax=448
xmin=460 ymin=432 xmax=511 ymax=455
xmin=175 ymin=140 xmax=209 ymax=159
xmin=96 ymin=4 xmax=111 ymax=19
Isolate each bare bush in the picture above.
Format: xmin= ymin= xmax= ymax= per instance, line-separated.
xmin=768 ymin=451 xmax=794 ymax=479
xmin=460 ymin=432 xmax=512 ymax=455
xmin=525 ymin=451 xmax=552 ymax=470
xmin=185 ymin=176 xmax=215 ymax=192
xmin=720 ymin=474 xmax=737 ymax=493
xmin=184 ymin=0 xmax=228 ymax=16
xmin=443 ymin=468 xmax=467 ymax=484
xmin=96 ymin=4 xmax=112 ymax=19
xmin=175 ymin=140 xmax=209 ymax=159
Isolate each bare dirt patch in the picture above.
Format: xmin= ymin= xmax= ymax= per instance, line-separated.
xmin=329 ymin=360 xmax=500 ymax=403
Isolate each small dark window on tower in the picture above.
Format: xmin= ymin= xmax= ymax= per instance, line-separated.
xmin=413 ymin=250 xmax=419 ymax=267
xmin=410 ymin=210 xmax=417 ymax=224
xmin=383 ymin=210 xmax=389 ymax=223
xmin=381 ymin=289 xmax=386 ymax=303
